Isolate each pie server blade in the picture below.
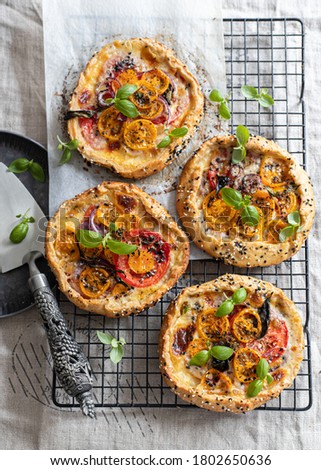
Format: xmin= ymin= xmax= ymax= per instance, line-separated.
xmin=0 ymin=163 xmax=95 ymax=418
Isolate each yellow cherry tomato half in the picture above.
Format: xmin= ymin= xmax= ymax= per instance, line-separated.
xmin=117 ymin=69 xmax=139 ymax=85
xmin=54 ymin=231 xmax=80 ymax=262
xmin=266 ymin=219 xmax=288 ymax=243
xmin=137 ymin=99 xmax=164 ymax=119
xmin=97 ymin=107 xmax=124 ymax=141
xmin=274 ymin=190 xmax=298 ymax=218
xmin=200 ymin=368 xmax=233 ymax=394
xmin=203 ymin=191 xmax=238 ymax=231
xmin=231 ymin=308 xmax=262 ymax=343
xmin=233 ymin=347 xmax=261 ymax=384
xmin=142 ymin=69 xmax=170 ymax=95
xmin=123 ymin=119 xmax=157 ymax=150
xmin=128 ymin=248 xmax=155 ymax=274
xmin=130 ymin=81 xmax=157 ymax=109
xmin=196 ymin=308 xmax=229 ymax=342
xmin=79 ymin=266 xmax=110 ymax=298
xmin=260 ymin=155 xmax=289 ymax=188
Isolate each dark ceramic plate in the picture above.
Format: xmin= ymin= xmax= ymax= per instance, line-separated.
xmin=0 ymin=130 xmax=56 ymax=317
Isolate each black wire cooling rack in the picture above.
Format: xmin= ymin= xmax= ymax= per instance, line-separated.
xmin=53 ymin=18 xmax=312 ymax=411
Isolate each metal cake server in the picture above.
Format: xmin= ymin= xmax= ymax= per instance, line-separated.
xmin=0 ymin=162 xmax=95 ymax=418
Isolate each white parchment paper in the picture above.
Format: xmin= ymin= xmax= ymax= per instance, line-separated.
xmin=43 ymin=0 xmax=227 ymax=259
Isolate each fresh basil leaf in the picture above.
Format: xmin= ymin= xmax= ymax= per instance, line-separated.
xmin=7 ymin=158 xmax=31 ymax=174
xmin=105 ymin=98 xmax=115 ymax=105
xmin=258 ymin=94 xmax=274 ymax=108
xmin=26 ymin=216 xmax=35 ymax=223
xmin=189 ymin=350 xmax=210 ymax=367
xmin=232 ymin=287 xmax=247 ymax=304
xmin=218 ymin=101 xmax=231 ymax=120
xmin=106 ymin=238 xmax=137 ymax=255
xmin=59 ymin=148 xmax=72 ymax=165
xmin=209 ymin=89 xmax=224 ymax=102
xmin=243 ymin=195 xmax=251 ymax=206
xmin=110 ymin=344 xmax=124 ymax=364
xmin=246 ymin=378 xmax=263 ymax=397
xmin=115 ymin=99 xmax=139 ymax=118
xmin=279 ymin=225 xmax=295 ymax=242
xmin=256 ymin=358 xmax=269 ymax=380
xmin=29 ymin=161 xmax=46 ymax=182
xmin=241 ymin=85 xmax=259 ymax=99
xmin=66 ymin=139 xmax=79 ymax=150
xmin=236 ymin=125 xmax=250 ymax=146
xmin=297 ymin=225 xmax=304 ymax=233
xmin=232 ymin=146 xmax=245 ymax=164
xmin=260 ymin=88 xmax=269 ymax=95
xmin=215 ymin=299 xmax=235 ymax=317
xmin=111 ymin=338 xmax=119 ymax=348
xmin=169 ymin=126 xmax=188 ymax=138
xmin=266 ymin=373 xmax=274 ymax=385
xmin=220 ymin=187 xmax=243 ymax=209
xmin=157 ymin=135 xmax=171 ymax=148
xmin=241 ymin=205 xmax=260 ymax=227
xmin=210 ymin=345 xmax=234 ymax=361
xmin=119 ymin=337 xmax=126 ymax=346
xmin=9 ymin=222 xmax=29 ymax=244
xmin=116 ymin=84 xmax=138 ymax=100
xmin=76 ymin=229 xmax=103 ymax=248
xmin=287 ymin=211 xmax=300 ymax=227
xmin=97 ymin=331 xmax=114 ymax=345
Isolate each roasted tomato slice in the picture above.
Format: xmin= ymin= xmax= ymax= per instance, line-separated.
xmin=130 ymin=81 xmax=157 ymax=108
xmin=142 ymin=69 xmax=170 ymax=95
xmin=233 ymin=347 xmax=261 ymax=384
xmin=248 ymin=317 xmax=289 ymax=365
xmin=230 ymin=308 xmax=262 ymax=343
xmin=137 ymin=99 xmax=164 ymax=119
xmin=186 ymin=338 xmax=210 ymax=359
xmin=196 ymin=309 xmax=229 ymax=342
xmin=266 ymin=219 xmax=288 ymax=243
xmin=97 ymin=107 xmax=124 ymax=140
xmin=200 ymin=369 xmax=233 ymax=394
xmin=116 ymin=69 xmax=139 ymax=85
xmin=114 ymin=230 xmax=171 ymax=288
xmin=260 ymin=155 xmax=289 ymax=188
xmin=274 ymin=190 xmax=298 ymax=218
xmin=79 ymin=266 xmax=110 ymax=298
xmin=252 ymin=190 xmax=275 ymax=223
xmin=172 ymin=325 xmax=196 ymax=356
xmin=203 ymin=191 xmax=238 ymax=231
xmin=54 ymin=231 xmax=80 ymax=262
xmin=123 ymin=119 xmax=157 ymax=150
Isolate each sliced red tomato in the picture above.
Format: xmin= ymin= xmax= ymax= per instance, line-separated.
xmin=247 ymin=317 xmax=289 ymax=364
xmin=114 ymin=230 xmax=171 ymax=288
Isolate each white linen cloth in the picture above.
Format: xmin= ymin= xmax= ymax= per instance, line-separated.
xmin=0 ymin=0 xmax=320 ymax=450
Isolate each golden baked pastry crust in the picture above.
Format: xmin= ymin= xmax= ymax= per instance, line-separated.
xmin=67 ymin=37 xmax=204 ymax=179
xmin=177 ymin=134 xmax=315 ymax=267
xmin=159 ymin=274 xmax=304 ymax=413
xmin=45 ymin=182 xmax=190 ymax=317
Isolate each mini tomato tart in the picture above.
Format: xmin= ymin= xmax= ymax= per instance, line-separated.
xmin=177 ymin=134 xmax=315 ymax=267
xmin=66 ymin=38 xmax=204 ymax=179
xmin=159 ymin=274 xmax=304 ymax=413
xmin=45 ymin=182 xmax=190 ymax=317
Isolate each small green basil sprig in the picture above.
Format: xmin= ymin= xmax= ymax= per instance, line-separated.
xmin=77 ymin=228 xmax=137 ymax=255
xmin=96 ymin=331 xmax=126 ymax=364
xmin=209 ymin=89 xmax=231 ymax=120
xmin=105 ymin=84 xmax=139 ymax=118
xmin=189 ymin=345 xmax=234 ymax=367
xmin=246 ymin=358 xmax=274 ymax=397
xmin=215 ymin=287 xmax=247 ymax=317
xmin=9 ymin=209 xmax=35 ymax=244
xmin=57 ymin=136 xmax=79 ymax=165
xmin=157 ymin=126 xmax=188 ymax=149
xmin=241 ymin=85 xmax=274 ymax=108
xmin=232 ymin=125 xmax=250 ymax=163
xmin=279 ymin=211 xmax=303 ymax=242
xmin=221 ymin=187 xmax=260 ymax=227
xmin=7 ymin=158 xmax=45 ymax=182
